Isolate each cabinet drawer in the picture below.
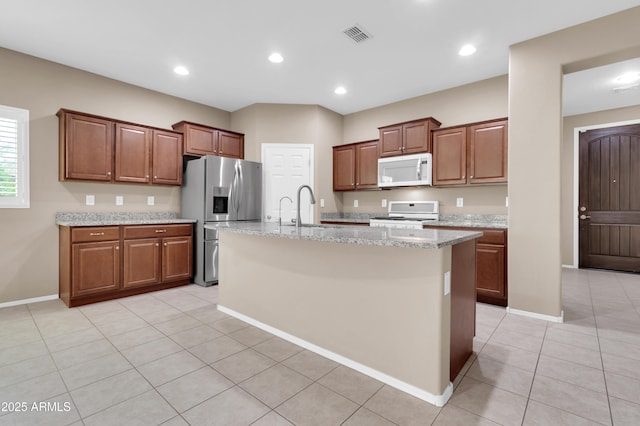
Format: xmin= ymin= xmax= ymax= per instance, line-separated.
xmin=477 ymin=229 xmax=506 ymax=245
xmin=71 ymin=226 xmax=120 ymax=243
xmin=123 ymin=224 xmax=192 ymax=239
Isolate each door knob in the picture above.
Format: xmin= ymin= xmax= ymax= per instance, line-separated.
xmin=579 ymin=214 xmax=591 ymax=220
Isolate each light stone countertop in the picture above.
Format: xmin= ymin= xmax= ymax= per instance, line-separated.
xmin=320 ymin=212 xmax=508 ymax=229
xmin=55 ymin=211 xmax=197 ymax=227
xmin=206 ymin=221 xmax=482 ymax=250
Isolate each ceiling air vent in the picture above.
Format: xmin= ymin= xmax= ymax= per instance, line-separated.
xmin=343 ymin=24 xmax=372 ymax=44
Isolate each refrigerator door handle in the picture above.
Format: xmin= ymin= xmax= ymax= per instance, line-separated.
xmin=231 ymin=161 xmax=240 ymax=214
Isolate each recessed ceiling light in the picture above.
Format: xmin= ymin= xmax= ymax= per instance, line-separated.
xmin=269 ymin=53 xmax=284 ymax=63
xmin=174 ymin=66 xmax=189 ymax=76
xmin=334 ymin=86 xmax=347 ymax=95
xmin=458 ymin=44 xmax=476 ymax=56
xmin=614 ymin=72 xmax=640 ymax=84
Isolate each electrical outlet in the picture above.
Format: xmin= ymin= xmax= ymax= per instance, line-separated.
xmin=85 ymin=195 xmax=95 ymax=206
xmin=506 ymin=196 xmax=509 ymax=207
xmin=147 ymin=196 xmax=155 ymax=206
xmin=444 ymin=271 xmax=451 ymax=295
xmin=354 ymin=199 xmax=359 ymax=208
xmin=320 ymin=198 xmax=325 ymax=208
xmin=382 ymin=199 xmax=387 ymax=208
xmin=116 ymin=196 xmax=124 ymax=206
xmin=456 ymin=197 xmax=463 ymax=207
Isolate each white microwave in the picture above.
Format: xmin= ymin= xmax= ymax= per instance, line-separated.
xmin=378 ymin=153 xmax=432 ymax=188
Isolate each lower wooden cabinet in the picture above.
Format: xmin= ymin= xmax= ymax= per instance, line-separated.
xmin=60 ymin=223 xmax=193 ymax=307
xmin=426 ymin=226 xmax=508 ymax=306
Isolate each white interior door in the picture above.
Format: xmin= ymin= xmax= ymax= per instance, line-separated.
xmin=262 ymin=144 xmax=314 ymax=225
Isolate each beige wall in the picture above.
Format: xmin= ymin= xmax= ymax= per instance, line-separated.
xmin=0 ymin=47 xmax=230 ymax=303
xmin=341 ymin=76 xmax=509 ymax=216
xmin=561 ymin=106 xmax=640 ymax=266
xmin=231 ymin=103 xmax=344 ymax=216
xmin=509 ymin=7 xmax=640 ymax=317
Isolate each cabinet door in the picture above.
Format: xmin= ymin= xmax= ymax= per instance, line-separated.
xmin=433 ymin=127 xmax=467 ymax=186
xmin=183 ymin=123 xmax=217 ymax=156
xmin=333 ymin=145 xmax=356 ymax=191
xmin=72 ymin=241 xmax=120 ymax=296
xmin=468 ymin=120 xmax=508 ymax=184
xmin=64 ymin=113 xmax=114 ymax=181
xmin=379 ymin=125 xmax=403 ymax=157
xmin=162 ymin=236 xmax=193 ymax=282
xmin=403 ymin=120 xmax=431 ymax=154
xmin=123 ymin=238 xmax=160 ymax=288
xmin=476 ymin=243 xmax=506 ymax=301
xmin=115 ymin=123 xmax=151 ymax=183
xmin=355 ymin=141 xmax=379 ymax=189
xmin=152 ymin=131 xmax=183 ymax=185
xmin=217 ymin=130 xmax=244 ymax=159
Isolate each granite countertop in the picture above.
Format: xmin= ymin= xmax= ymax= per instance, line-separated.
xmin=321 ymin=212 xmax=508 ymax=229
xmin=320 ymin=212 xmax=376 ymax=224
xmin=206 ymin=221 xmax=482 ymax=250
xmin=55 ymin=212 xmax=197 ymax=227
xmin=423 ymin=214 xmax=508 ymax=230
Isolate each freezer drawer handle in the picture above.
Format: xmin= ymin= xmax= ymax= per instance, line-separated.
xmin=155 ymin=229 xmax=167 ymax=233
xmin=89 ymin=232 xmax=104 ymax=236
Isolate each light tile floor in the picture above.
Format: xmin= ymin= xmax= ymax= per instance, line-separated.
xmin=1 ymin=268 xmax=640 ymax=425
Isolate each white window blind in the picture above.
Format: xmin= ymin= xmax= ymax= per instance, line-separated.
xmin=0 ymin=105 xmax=29 ymax=208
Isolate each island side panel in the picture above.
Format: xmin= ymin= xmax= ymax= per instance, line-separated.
xmin=219 ymin=231 xmax=452 ymax=398
xmin=450 ymin=238 xmax=476 ymax=381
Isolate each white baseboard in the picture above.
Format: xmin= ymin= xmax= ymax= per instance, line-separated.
xmin=218 ymin=304 xmax=453 ymax=407
xmin=0 ymin=294 xmax=59 ymax=309
xmin=562 ymin=264 xmax=577 ymax=269
xmin=506 ymin=306 xmax=564 ymax=323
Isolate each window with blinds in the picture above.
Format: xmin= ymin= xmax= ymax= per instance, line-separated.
xmin=0 ymin=105 xmax=29 ymax=208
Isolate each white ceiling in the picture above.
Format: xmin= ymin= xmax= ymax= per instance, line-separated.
xmin=1 ymin=0 xmax=639 ymax=116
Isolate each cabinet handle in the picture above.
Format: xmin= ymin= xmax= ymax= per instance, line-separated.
xmin=155 ymin=243 xmax=159 ymax=247
xmin=115 ymin=246 xmax=119 ymax=250
xmin=89 ymin=232 xmax=105 ymax=236
xmin=154 ymin=176 xmax=158 ymax=179
xmin=462 ymin=175 xmax=465 ymax=179
xmin=163 ymin=243 xmax=168 ymax=247
xmin=146 ymin=175 xmax=149 ymax=179
xmin=107 ymin=172 xmax=111 ymax=176
xmin=155 ymin=229 xmax=167 ymax=233
xmin=470 ymin=175 xmax=474 ymax=179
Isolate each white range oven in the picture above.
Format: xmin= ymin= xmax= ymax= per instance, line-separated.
xmin=369 ymin=201 xmax=439 ymax=229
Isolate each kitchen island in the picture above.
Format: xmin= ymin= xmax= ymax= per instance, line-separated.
xmin=210 ymin=222 xmax=481 ymax=406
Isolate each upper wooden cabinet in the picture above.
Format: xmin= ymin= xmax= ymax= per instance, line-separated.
xmin=60 ymin=112 xmax=114 ymax=181
xmin=333 ymin=140 xmax=379 ymax=191
xmin=378 ymin=117 xmax=441 ymax=157
xmin=115 ymin=123 xmax=152 ymax=184
xmin=432 ymin=118 xmax=508 ymax=186
xmin=172 ymin=121 xmax=244 ymax=159
xmin=152 ymin=130 xmax=183 ymax=186
xmin=58 ymin=109 xmax=183 ymax=186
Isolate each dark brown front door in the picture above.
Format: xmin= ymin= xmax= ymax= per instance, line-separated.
xmin=579 ymin=123 xmax=640 ymax=271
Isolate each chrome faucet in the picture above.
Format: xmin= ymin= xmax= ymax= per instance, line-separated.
xmin=296 ymin=185 xmax=316 ymax=227
xmin=278 ymin=196 xmax=293 ymax=226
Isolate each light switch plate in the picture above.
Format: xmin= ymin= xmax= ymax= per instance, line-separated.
xmin=354 ymin=199 xmax=359 ymax=208
xmin=506 ymin=196 xmax=509 ymax=207
xmin=320 ymin=198 xmax=325 ymax=208
xmin=382 ymin=199 xmax=387 ymax=208
xmin=456 ymin=197 xmax=463 ymax=207
xmin=116 ymin=196 xmax=123 ymax=206
xmin=85 ymin=195 xmax=95 ymax=206
xmin=444 ymin=271 xmax=451 ymax=295
xmin=147 ymin=196 xmax=155 ymax=206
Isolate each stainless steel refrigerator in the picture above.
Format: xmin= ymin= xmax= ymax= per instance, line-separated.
xmin=181 ymin=155 xmax=262 ymax=286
